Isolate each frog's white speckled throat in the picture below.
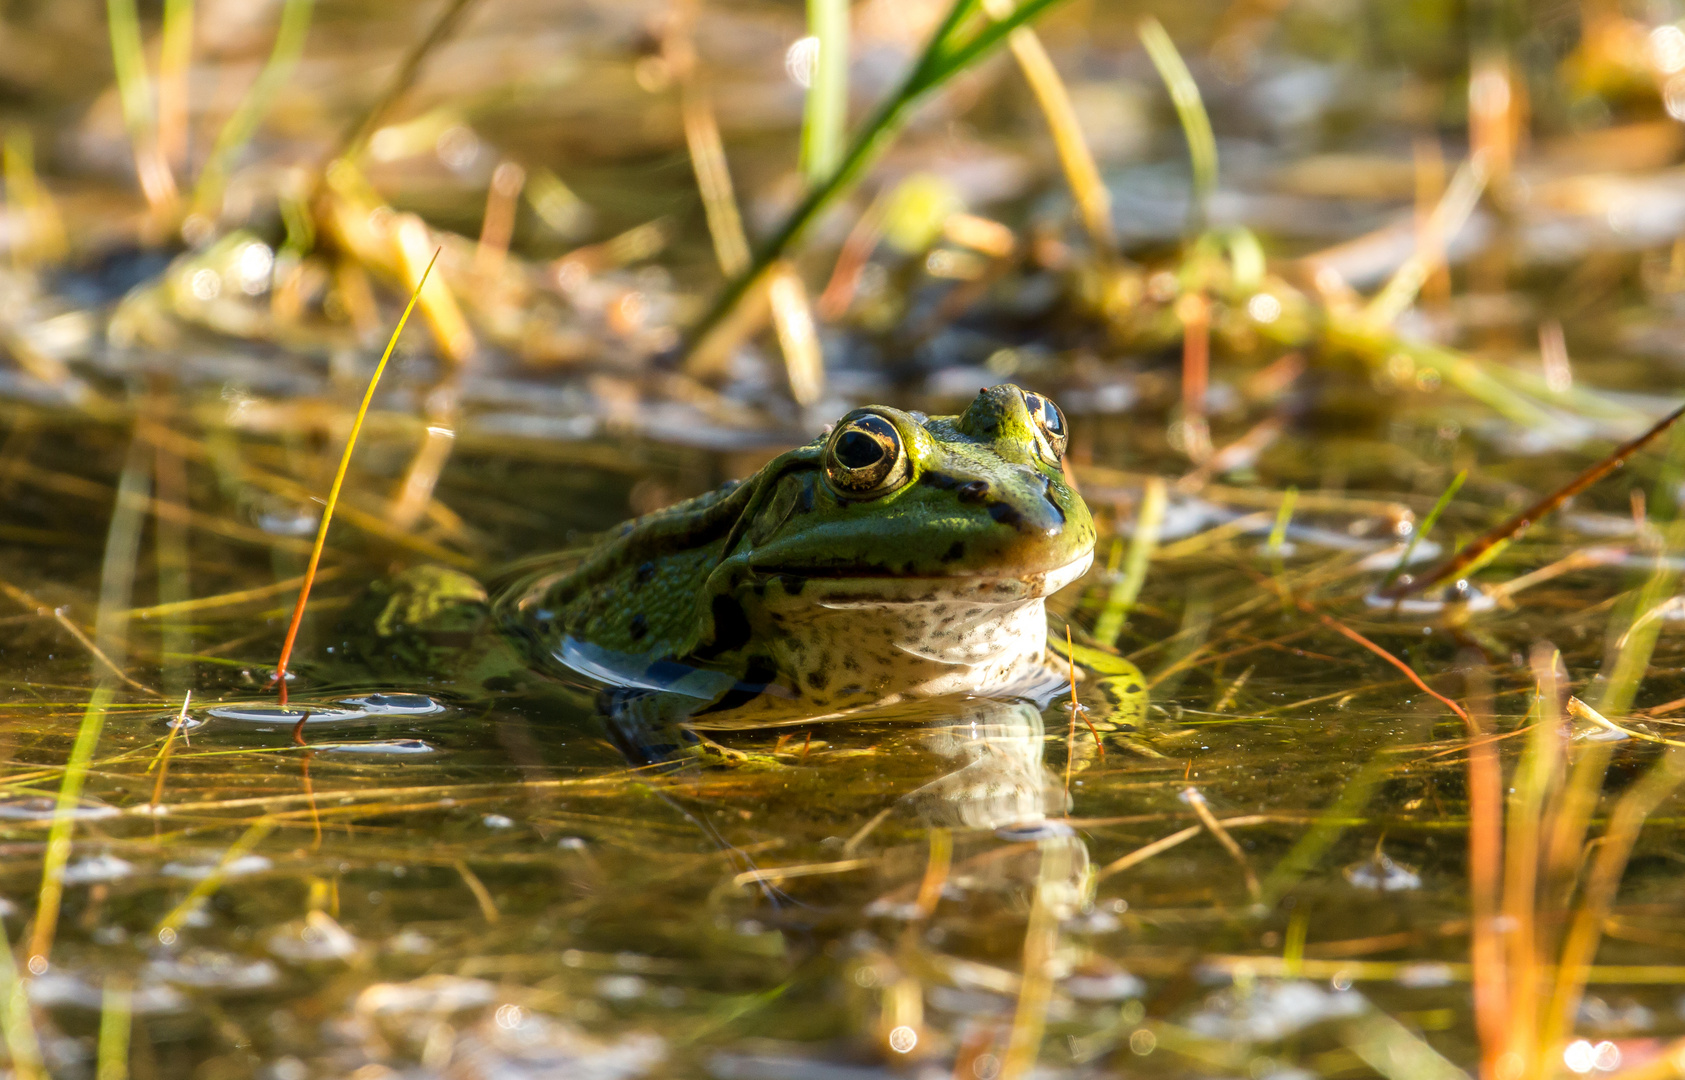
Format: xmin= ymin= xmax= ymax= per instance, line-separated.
xmin=749 ymin=551 xmax=1093 ymax=705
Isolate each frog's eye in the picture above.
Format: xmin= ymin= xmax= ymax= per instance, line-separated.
xmin=1022 ymin=391 xmax=1069 ymax=463
xmin=824 ymin=413 xmax=908 ymax=496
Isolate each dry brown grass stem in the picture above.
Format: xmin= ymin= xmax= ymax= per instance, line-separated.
xmin=329 ymin=0 xmax=481 ymax=165
xmin=980 ymin=0 xmax=1114 ymax=257
xmin=732 ymin=858 xmax=873 ymax=888
xmin=1306 ymin=610 xmax=1469 ymax=724
xmin=1183 ymin=786 xmax=1261 ymax=902
xmin=912 ymin=829 xmax=952 ymax=918
xmin=147 ymin=691 xmax=190 ymax=812
xmin=122 ymin=568 xmax=347 ymax=621
xmin=154 ymin=818 xmax=276 ymax=935
xmin=473 ymin=159 xmax=525 ymax=283
xmin=455 ymin=860 xmax=500 ymax=923
xmin=998 ymin=841 xmax=1068 ymax=1080
xmin=1542 ymin=746 xmax=1685 ymax=1052
xmin=1461 ymin=661 xmax=1508 ymax=1068
xmin=0 ymin=580 xmax=158 ymax=697
xmin=136 ymin=423 xmax=472 ymax=566
xmin=1094 ymin=814 xmax=1272 ymax=881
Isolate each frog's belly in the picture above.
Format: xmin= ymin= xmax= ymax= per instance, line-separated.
xmin=760 ymin=593 xmax=1052 ymax=705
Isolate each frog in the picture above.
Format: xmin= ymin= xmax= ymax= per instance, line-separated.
xmin=348 ymin=384 xmax=1146 ymax=733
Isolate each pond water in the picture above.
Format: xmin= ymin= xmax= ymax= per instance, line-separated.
xmin=3 ymin=0 xmax=1685 ymax=1076
xmin=1 ymin=397 xmax=1683 ymax=1079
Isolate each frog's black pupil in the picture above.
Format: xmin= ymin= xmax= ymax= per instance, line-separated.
xmin=836 ymin=429 xmax=886 ymax=469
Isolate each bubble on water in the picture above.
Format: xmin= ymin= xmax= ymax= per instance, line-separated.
xmin=0 ymin=796 xmax=117 ymax=821
xmin=319 ymin=739 xmax=437 ymax=756
xmin=146 ymin=949 xmax=280 ymax=991
xmin=356 ymin=975 xmax=496 ymax=1018
xmin=1062 ymin=970 xmax=1147 ymax=1001
xmin=338 ymin=693 xmax=445 ymax=715
xmin=30 ymin=971 xmax=187 ymax=1014
xmin=266 ymin=911 xmax=361 ymax=964
xmin=1186 ymin=979 xmax=1366 ymax=1041
xmin=596 ymin=975 xmax=645 ymax=1001
xmin=62 ymin=854 xmax=135 ymax=885
xmin=163 ymin=854 xmax=272 ymax=880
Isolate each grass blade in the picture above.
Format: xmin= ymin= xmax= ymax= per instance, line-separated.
xmin=1138 ymin=17 xmax=1216 ymax=229
xmin=0 ymin=921 xmax=45 ymax=1080
xmin=96 ymin=977 xmax=132 ymax=1080
xmin=1381 ymin=468 xmax=1465 ymax=593
xmin=272 ymin=247 xmax=440 ymax=703
xmin=189 ymin=0 xmax=315 ymax=223
xmin=683 ymin=0 xmax=1074 ymax=354
xmin=1094 ymin=476 xmax=1165 ymax=646
xmin=800 ymin=0 xmax=850 ymax=184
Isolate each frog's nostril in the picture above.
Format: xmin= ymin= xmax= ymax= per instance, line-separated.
xmin=957 ymin=480 xmax=990 ymax=503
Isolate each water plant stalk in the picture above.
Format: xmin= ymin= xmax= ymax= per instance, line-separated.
xmin=685 ymin=0 xmax=1076 ymax=353
xmin=273 ymin=248 xmax=438 ymax=703
xmin=800 ymin=0 xmax=849 ymax=184
xmin=190 ymin=0 xmax=315 ymax=223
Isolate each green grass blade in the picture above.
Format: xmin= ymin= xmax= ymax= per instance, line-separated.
xmin=1094 ymin=477 xmax=1165 ymax=646
xmin=800 ymin=0 xmax=850 ymax=184
xmin=0 ymin=922 xmax=45 ymax=1080
xmin=1138 ymin=17 xmax=1216 ymax=228
xmin=1382 ymin=469 xmax=1465 ymax=592
xmin=684 ymin=0 xmax=1071 ymax=353
xmin=190 ymin=0 xmax=315 ymax=221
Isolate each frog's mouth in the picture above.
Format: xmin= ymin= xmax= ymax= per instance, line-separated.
xmin=746 ymin=550 xmax=1093 ymax=606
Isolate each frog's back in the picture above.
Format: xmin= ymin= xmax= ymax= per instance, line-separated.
xmin=495 ymin=477 xmax=757 ymax=662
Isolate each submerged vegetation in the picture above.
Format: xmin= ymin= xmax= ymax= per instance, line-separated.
xmin=3 ymin=0 xmax=1685 ymax=1077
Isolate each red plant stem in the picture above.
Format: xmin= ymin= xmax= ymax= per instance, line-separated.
xmin=1312 ymin=611 xmax=1471 ymax=724
xmin=273 ymin=248 xmax=440 ymax=704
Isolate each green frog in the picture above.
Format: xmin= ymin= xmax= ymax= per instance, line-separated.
xmin=354 ymin=384 xmax=1145 ymax=730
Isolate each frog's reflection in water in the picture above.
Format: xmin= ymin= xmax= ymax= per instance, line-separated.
xmin=604 ymin=691 xmax=1092 ymax=920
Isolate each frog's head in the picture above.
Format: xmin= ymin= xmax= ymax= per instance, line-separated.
xmin=724 ymin=384 xmax=1095 ymax=605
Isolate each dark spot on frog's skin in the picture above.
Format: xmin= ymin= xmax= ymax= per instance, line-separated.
xmin=987 ymin=501 xmax=1024 ymax=528
xmin=635 ymin=561 xmax=657 ymax=584
xmin=628 ymin=614 xmax=648 ymax=641
xmin=692 ymin=595 xmax=751 ymax=660
xmin=942 ymin=541 xmax=966 ymax=563
xmin=794 ymin=478 xmax=816 ymax=514
xmin=779 ymin=575 xmax=806 ymax=596
xmin=483 ymin=675 xmax=520 ymax=693
xmin=806 ymin=668 xmax=829 ymax=692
